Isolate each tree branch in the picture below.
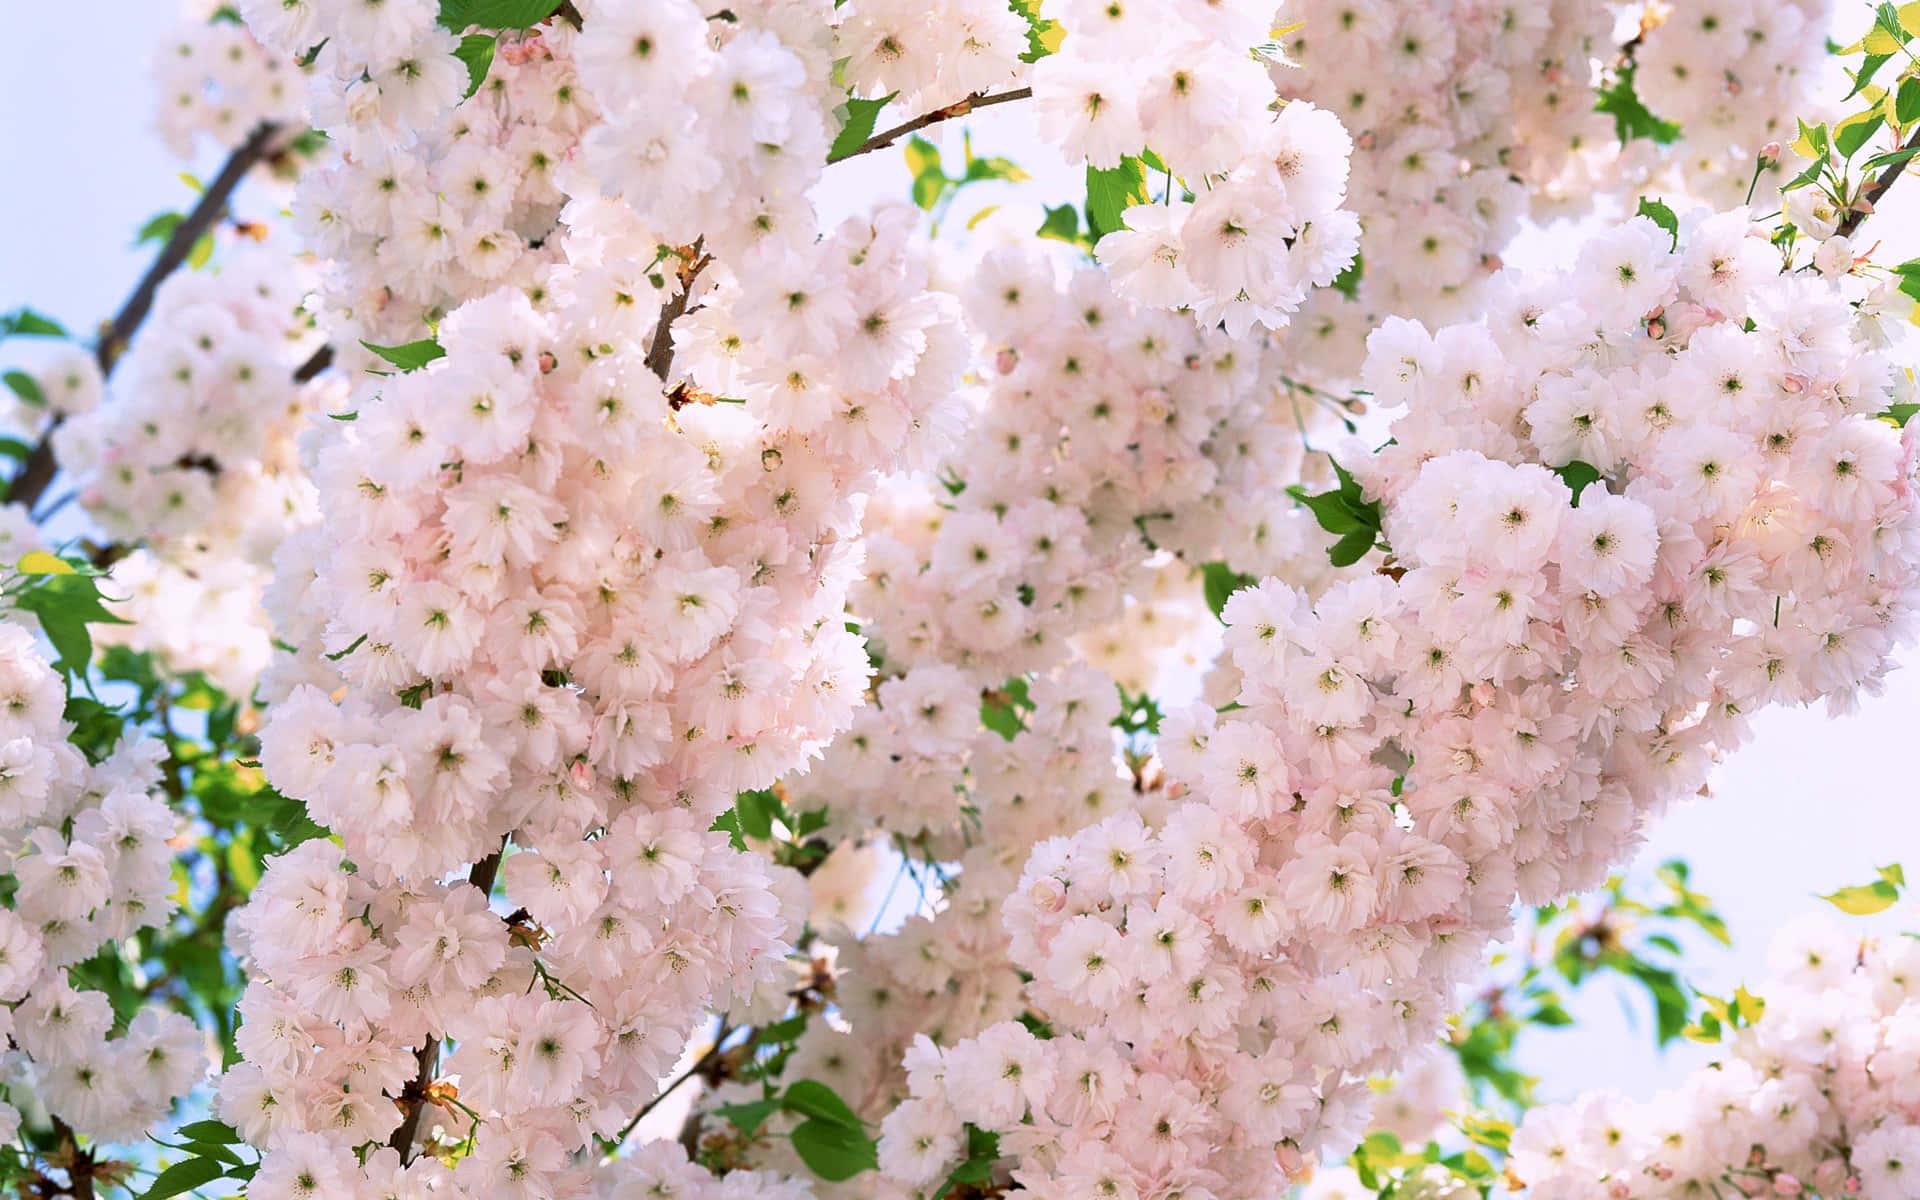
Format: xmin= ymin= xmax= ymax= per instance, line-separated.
xmin=1838 ymin=129 xmax=1920 ymax=239
xmin=4 ymin=122 xmax=283 ymax=513
xmin=602 ymin=1022 xmax=731 ymax=1156
xmin=388 ymin=838 xmax=509 ymax=1161
xmin=98 ymin=121 xmax=283 ymax=376
xmin=834 ymin=88 xmax=1033 ymax=162
xmin=293 ymin=343 xmax=334 ymax=383
xmin=646 ymin=241 xmax=710 ymax=385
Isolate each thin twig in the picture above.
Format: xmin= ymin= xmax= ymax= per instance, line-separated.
xmin=4 ymin=122 xmax=283 ymax=513
xmin=833 ymin=87 xmax=1033 ymax=163
xmin=389 ymin=837 xmax=509 ymax=1161
xmin=605 ymin=1023 xmax=731 ymax=1154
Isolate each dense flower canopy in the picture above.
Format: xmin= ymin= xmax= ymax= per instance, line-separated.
xmin=4 ymin=1 xmax=1920 ymax=1199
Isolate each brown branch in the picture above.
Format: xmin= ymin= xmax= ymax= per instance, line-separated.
xmin=45 ymin=1116 xmax=94 ymax=1198
xmin=833 ymin=88 xmax=1033 ymax=163
xmin=1838 ymin=128 xmax=1920 ymax=239
xmin=388 ymin=838 xmax=508 ymax=1161
xmin=4 ymin=123 xmax=283 ymax=514
xmin=98 ymin=121 xmax=283 ymax=376
xmin=645 ymin=242 xmax=710 ymax=384
xmin=293 ymin=342 xmax=334 ymax=383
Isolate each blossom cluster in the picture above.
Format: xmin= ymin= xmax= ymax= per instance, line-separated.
xmin=883 ymin=205 xmax=1920 ymax=1197
xmin=50 ymin=246 xmax=334 ymax=695
xmin=237 ymin=164 xmax=964 ymax=1188
xmin=0 ymin=623 xmax=204 ymax=1146
xmin=1068 ymin=62 xmax=1362 ymax=333
xmin=153 ymin=10 xmax=307 ymax=156
xmin=238 ymin=0 xmax=594 ymax=350
xmin=1628 ymin=0 xmax=1833 ymax=207
xmin=1512 ymin=911 xmax=1920 ymax=1199
xmin=848 ymin=248 xmax=1340 ymax=692
xmin=1270 ymin=0 xmax=1837 ymax=389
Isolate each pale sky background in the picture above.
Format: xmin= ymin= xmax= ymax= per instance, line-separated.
xmin=2 ymin=2 xmax=1916 ymax=1116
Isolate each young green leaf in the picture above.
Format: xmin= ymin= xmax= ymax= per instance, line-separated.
xmin=1635 ymin=197 xmax=1679 ymax=250
xmin=1084 ymin=156 xmax=1150 ymax=240
xmin=783 ymin=1079 xmax=865 ymax=1130
xmin=1037 ymin=204 xmax=1087 ymax=248
xmin=1200 ymin=561 xmax=1256 ymax=620
xmin=138 ymin=1156 xmax=226 ymax=1200
xmin=0 ymin=308 xmax=68 ymax=340
xmin=437 ymin=0 xmax=561 ymax=32
xmin=1594 ymin=63 xmax=1682 ymax=145
xmin=826 ymin=93 xmax=894 ymax=163
xmin=453 ymin=33 xmax=496 ymax=99
xmin=1821 ymin=878 xmax=1902 ymax=915
xmin=790 ymin=1118 xmax=879 ymax=1181
xmin=3 ymin=369 xmax=46 ymax=409
xmin=360 ymin=338 xmax=446 ymax=371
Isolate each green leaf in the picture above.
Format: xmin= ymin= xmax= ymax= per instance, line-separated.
xmin=1288 ymin=457 xmax=1385 ymax=566
xmin=12 ymin=573 xmax=129 ymax=682
xmin=187 ymin=230 xmax=215 ymax=270
xmin=1837 ymin=111 xmax=1887 ymax=160
xmin=453 ymin=33 xmax=496 ymax=99
xmin=980 ymin=675 xmax=1032 ymax=741
xmin=1328 ymin=528 xmax=1375 ymax=567
xmin=176 ymin=1120 xmax=242 ymax=1145
xmin=1594 ymin=63 xmax=1682 ymax=145
xmin=1635 ymin=197 xmax=1679 ymax=251
xmin=1458 ymin=1113 xmax=1512 ymax=1155
xmin=1900 ymin=77 xmax=1920 ymax=127
xmin=790 ymin=1118 xmax=878 ymax=1181
xmin=733 ymin=789 xmax=782 ymax=842
xmin=1 ymin=308 xmax=68 ymax=339
xmin=1330 ymin=252 xmax=1363 ymax=301
xmin=714 ymin=1096 xmax=782 ymax=1132
xmin=1113 ymin=687 xmax=1163 ymax=737
xmin=964 ymin=154 xmax=1029 ymax=184
xmin=1848 ymin=52 xmax=1895 ymax=100
xmin=360 ymin=338 xmax=446 ymax=371
xmin=137 ymin=211 xmax=186 ymax=246
xmin=3 ymin=369 xmax=46 ymax=409
xmin=1200 ymin=562 xmax=1256 ymax=621
xmin=1528 ymin=1001 xmax=1575 ymax=1027
xmin=140 ymin=1156 xmax=225 ymax=1199
xmin=1881 ymin=863 xmax=1907 ymax=888
xmin=1037 ymin=204 xmax=1085 ymax=247
xmin=1085 ymin=156 xmax=1150 ymax=241
xmin=826 ymin=93 xmax=894 ymax=163
xmin=905 ymin=135 xmax=947 ymax=210
xmin=437 ymin=0 xmax=561 ymax=32
xmin=1553 ymin=460 xmax=1603 ymax=502
xmin=1865 ymin=144 xmax=1920 ymax=173
xmin=1822 ymin=879 xmax=1902 ymax=915
xmin=1007 ymin=0 xmax=1064 ymax=62
xmin=783 ymin=1079 xmax=865 ymax=1130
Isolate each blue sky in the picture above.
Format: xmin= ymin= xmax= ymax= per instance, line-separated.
xmin=3 ymin=2 xmax=1916 ymax=1110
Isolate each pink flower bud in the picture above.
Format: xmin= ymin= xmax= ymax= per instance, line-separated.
xmin=1773 ymin=1173 xmax=1802 ymax=1196
xmin=996 ymin=349 xmax=1018 ymax=375
xmin=1274 ymin=1142 xmax=1307 ymax=1180
xmin=1761 ymin=141 xmax=1782 ymax=166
